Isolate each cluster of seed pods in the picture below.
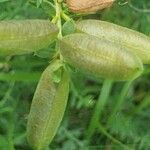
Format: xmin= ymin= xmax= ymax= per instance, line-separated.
xmin=0 ymin=1 xmax=149 ymax=149
xmin=60 ymin=18 xmax=150 ymax=81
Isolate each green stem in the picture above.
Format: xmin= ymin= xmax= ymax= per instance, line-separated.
xmin=86 ymin=79 xmax=113 ymax=139
xmin=53 ymin=0 xmax=64 ymax=61
xmin=98 ymin=124 xmax=132 ymax=150
xmin=54 ymin=0 xmax=62 ymax=39
xmin=7 ymin=89 xmax=20 ymax=150
xmin=61 ymin=12 xmax=72 ymax=22
xmin=107 ymin=81 xmax=132 ymax=127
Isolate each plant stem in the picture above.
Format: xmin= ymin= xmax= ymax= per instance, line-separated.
xmin=107 ymin=81 xmax=132 ymax=127
xmin=86 ymin=79 xmax=113 ymax=139
xmin=61 ymin=12 xmax=72 ymax=22
xmin=54 ymin=0 xmax=62 ymax=39
xmin=53 ymin=0 xmax=64 ymax=61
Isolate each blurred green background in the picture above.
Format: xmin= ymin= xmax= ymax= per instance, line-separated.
xmin=0 ymin=0 xmax=150 ymax=150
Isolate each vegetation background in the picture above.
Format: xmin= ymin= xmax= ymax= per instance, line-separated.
xmin=0 ymin=0 xmax=150 ymax=150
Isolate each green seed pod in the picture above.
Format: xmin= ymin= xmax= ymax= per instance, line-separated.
xmin=0 ymin=19 xmax=58 ymax=56
xmin=76 ymin=19 xmax=150 ymax=64
xmin=60 ymin=33 xmax=143 ymax=81
xmin=27 ymin=60 xmax=69 ymax=150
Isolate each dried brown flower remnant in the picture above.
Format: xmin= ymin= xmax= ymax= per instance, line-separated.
xmin=66 ymin=0 xmax=115 ymax=13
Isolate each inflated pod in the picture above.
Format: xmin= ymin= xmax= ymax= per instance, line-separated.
xmin=0 ymin=19 xmax=58 ymax=56
xmin=60 ymin=33 xmax=143 ymax=81
xmin=76 ymin=19 xmax=150 ymax=64
xmin=27 ymin=60 xmax=69 ymax=150
xmin=66 ymin=0 xmax=115 ymax=13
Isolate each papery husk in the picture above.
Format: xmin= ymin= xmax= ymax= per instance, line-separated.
xmin=66 ymin=0 xmax=115 ymax=13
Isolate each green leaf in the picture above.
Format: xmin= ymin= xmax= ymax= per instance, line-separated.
xmin=34 ymin=43 xmax=56 ymax=58
xmin=37 ymin=0 xmax=43 ymax=7
xmin=42 ymin=1 xmax=55 ymax=17
xmin=28 ymin=0 xmax=37 ymax=6
xmin=29 ymin=0 xmax=55 ymax=17
xmin=52 ymin=68 xmax=62 ymax=83
xmin=110 ymin=113 xmax=136 ymax=139
xmin=62 ymin=21 xmax=75 ymax=36
xmin=50 ymin=60 xmax=63 ymax=83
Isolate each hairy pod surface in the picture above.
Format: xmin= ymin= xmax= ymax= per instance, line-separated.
xmin=66 ymin=0 xmax=114 ymax=13
xmin=76 ymin=19 xmax=150 ymax=64
xmin=0 ymin=19 xmax=58 ymax=55
xmin=27 ymin=60 xmax=69 ymax=150
xmin=60 ymin=33 xmax=143 ymax=81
